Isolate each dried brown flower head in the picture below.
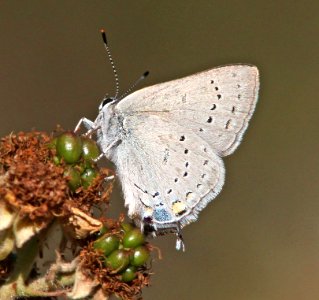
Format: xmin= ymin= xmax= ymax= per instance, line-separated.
xmin=0 ymin=131 xmax=114 ymax=250
xmin=78 ymin=218 xmax=151 ymax=300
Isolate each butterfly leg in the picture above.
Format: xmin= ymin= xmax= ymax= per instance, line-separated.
xmin=93 ymin=139 xmax=121 ymax=163
xmin=84 ymin=126 xmax=101 ymax=138
xmin=104 ymin=175 xmax=115 ymax=181
xmin=175 ymin=223 xmax=185 ymax=251
xmin=74 ymin=117 xmax=94 ymax=133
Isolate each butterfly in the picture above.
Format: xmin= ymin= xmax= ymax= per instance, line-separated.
xmin=75 ymin=64 xmax=259 ymax=250
xmin=75 ymin=30 xmax=259 ymax=250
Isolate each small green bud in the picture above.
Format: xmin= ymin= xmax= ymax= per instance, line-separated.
xmin=56 ymin=132 xmax=82 ymax=164
xmin=123 ymin=228 xmax=145 ymax=249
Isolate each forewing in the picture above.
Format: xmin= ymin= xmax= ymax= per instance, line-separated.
xmin=116 ymin=65 xmax=259 ymax=156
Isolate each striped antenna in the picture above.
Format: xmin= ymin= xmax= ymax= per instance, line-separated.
xmin=119 ymin=71 xmax=150 ymax=100
xmin=100 ymin=29 xmax=120 ymax=99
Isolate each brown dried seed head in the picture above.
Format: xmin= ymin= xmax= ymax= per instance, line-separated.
xmin=0 ymin=131 xmax=114 ymax=230
xmin=0 ymin=131 xmax=70 ymax=225
xmin=78 ymin=217 xmax=151 ymax=300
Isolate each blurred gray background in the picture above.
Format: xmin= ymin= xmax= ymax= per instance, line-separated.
xmin=1 ymin=1 xmax=319 ymax=299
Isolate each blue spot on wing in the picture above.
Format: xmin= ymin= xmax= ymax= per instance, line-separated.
xmin=154 ymin=208 xmax=172 ymax=222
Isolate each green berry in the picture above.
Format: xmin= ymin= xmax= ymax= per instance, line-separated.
xmin=130 ymin=246 xmax=150 ymax=267
xmin=121 ymin=222 xmax=134 ymax=233
xmin=105 ymin=249 xmax=130 ymax=272
xmin=64 ymin=167 xmax=81 ymax=191
xmin=94 ymin=235 xmax=120 ymax=256
xmin=81 ymin=137 xmax=100 ymax=161
xmin=96 ymin=225 xmax=108 ymax=237
xmin=121 ymin=266 xmax=137 ymax=282
xmin=123 ymin=228 xmax=145 ymax=249
xmin=56 ymin=132 xmax=82 ymax=164
xmin=81 ymin=168 xmax=98 ymax=188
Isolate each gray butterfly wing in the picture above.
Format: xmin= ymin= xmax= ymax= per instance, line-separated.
xmin=117 ymin=65 xmax=259 ymax=156
xmin=109 ymin=65 xmax=259 ymax=230
xmin=109 ymin=113 xmax=225 ymax=229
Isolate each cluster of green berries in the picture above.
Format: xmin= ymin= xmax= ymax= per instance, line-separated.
xmin=94 ymin=223 xmax=150 ymax=283
xmin=51 ymin=132 xmax=101 ymax=191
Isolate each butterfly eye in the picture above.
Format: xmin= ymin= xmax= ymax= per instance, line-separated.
xmin=99 ymin=97 xmax=114 ymax=109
